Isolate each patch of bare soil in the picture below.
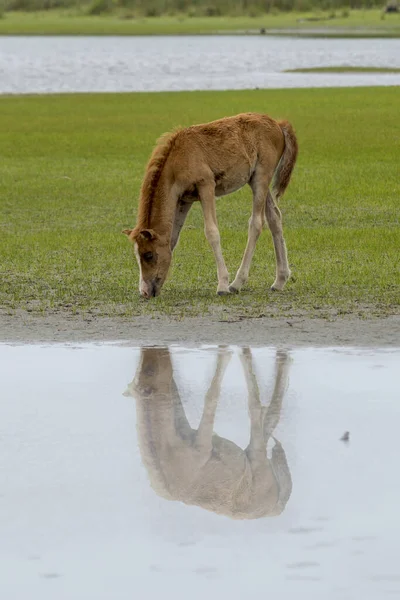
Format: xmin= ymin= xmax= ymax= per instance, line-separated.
xmin=0 ymin=310 xmax=399 ymax=347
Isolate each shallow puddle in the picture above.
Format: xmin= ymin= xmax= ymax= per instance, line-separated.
xmin=1 ymin=344 xmax=399 ymax=599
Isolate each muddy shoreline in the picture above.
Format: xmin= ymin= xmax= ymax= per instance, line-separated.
xmin=1 ymin=311 xmax=399 ymax=347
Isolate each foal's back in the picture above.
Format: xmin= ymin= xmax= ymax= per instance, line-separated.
xmin=165 ymin=112 xmax=285 ymax=198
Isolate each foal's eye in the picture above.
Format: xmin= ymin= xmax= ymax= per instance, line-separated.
xmin=143 ymin=251 xmax=153 ymax=262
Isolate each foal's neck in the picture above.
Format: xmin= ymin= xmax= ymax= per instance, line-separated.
xmin=139 ymin=174 xmax=177 ymax=241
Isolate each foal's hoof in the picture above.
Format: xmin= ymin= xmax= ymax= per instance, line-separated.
xmin=217 ymin=290 xmax=230 ymax=296
xmin=228 ymin=285 xmax=239 ymax=294
xmin=271 ymin=280 xmax=286 ymax=292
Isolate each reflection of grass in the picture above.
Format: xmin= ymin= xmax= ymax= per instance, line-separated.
xmin=1 ymin=87 xmax=399 ymax=319
xmin=0 ymin=9 xmax=399 ymax=36
xmin=286 ymin=67 xmax=400 ymax=73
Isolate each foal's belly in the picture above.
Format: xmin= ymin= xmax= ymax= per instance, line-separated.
xmin=214 ymin=164 xmax=252 ymax=198
xmin=215 ymin=179 xmax=247 ymax=198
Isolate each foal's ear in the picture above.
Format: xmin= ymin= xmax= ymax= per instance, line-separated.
xmin=139 ymin=229 xmax=157 ymax=241
xmin=122 ymin=228 xmax=133 ymax=237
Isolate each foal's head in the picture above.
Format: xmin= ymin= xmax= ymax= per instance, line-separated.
xmin=123 ymin=228 xmax=172 ymax=298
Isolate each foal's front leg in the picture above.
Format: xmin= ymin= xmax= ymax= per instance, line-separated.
xmin=199 ymin=183 xmax=230 ymax=295
xmin=171 ymin=199 xmax=193 ymax=251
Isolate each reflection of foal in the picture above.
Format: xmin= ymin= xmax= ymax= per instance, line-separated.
xmin=124 ymin=347 xmax=292 ymax=520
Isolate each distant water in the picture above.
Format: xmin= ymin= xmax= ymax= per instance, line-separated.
xmin=1 ymin=35 xmax=399 ymax=94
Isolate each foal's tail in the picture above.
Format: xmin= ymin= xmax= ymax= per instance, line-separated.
xmin=272 ymin=120 xmax=298 ymax=201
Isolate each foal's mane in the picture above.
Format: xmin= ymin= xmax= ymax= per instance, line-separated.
xmin=136 ymin=129 xmax=181 ymax=229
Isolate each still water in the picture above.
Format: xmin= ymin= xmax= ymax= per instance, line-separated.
xmin=1 ymin=343 xmax=399 ymax=599
xmin=1 ymin=35 xmax=400 ymax=94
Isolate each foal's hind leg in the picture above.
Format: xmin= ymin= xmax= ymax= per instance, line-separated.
xmin=265 ymin=191 xmax=291 ymax=291
xmin=262 ymin=350 xmax=290 ymax=440
xmin=229 ymin=170 xmax=269 ymax=293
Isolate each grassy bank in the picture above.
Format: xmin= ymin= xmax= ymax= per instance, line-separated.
xmin=1 ymin=87 xmax=399 ymax=320
xmin=0 ymin=9 xmax=399 ymax=36
xmin=287 ymin=66 xmax=400 ymax=73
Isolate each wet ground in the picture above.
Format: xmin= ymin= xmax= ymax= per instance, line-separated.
xmin=1 ymin=35 xmax=399 ymax=94
xmin=1 ymin=343 xmax=400 ymax=599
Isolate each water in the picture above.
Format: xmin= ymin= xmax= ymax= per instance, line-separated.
xmin=1 ymin=35 xmax=400 ymax=94
xmin=1 ymin=343 xmax=400 ymax=599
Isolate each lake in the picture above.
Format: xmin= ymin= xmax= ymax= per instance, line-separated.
xmin=1 ymin=35 xmax=400 ymax=94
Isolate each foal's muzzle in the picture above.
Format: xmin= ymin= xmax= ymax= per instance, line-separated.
xmin=141 ymin=279 xmax=161 ymax=299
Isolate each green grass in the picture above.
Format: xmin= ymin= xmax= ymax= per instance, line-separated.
xmin=287 ymin=66 xmax=400 ymax=73
xmin=0 ymin=9 xmax=399 ymax=36
xmin=1 ymin=87 xmax=400 ymax=319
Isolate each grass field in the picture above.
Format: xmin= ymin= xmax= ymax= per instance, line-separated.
xmin=0 ymin=9 xmax=399 ymax=36
xmin=1 ymin=87 xmax=399 ymax=320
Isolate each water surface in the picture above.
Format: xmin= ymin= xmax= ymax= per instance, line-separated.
xmin=1 ymin=35 xmax=400 ymax=94
xmin=1 ymin=344 xmax=399 ymax=599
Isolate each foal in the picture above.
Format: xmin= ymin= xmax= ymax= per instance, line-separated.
xmin=123 ymin=112 xmax=298 ymax=298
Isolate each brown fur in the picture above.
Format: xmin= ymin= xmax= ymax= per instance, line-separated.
xmin=123 ymin=112 xmax=298 ymax=298
xmin=273 ymin=120 xmax=299 ymax=200
xmin=135 ymin=130 xmax=181 ymax=230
